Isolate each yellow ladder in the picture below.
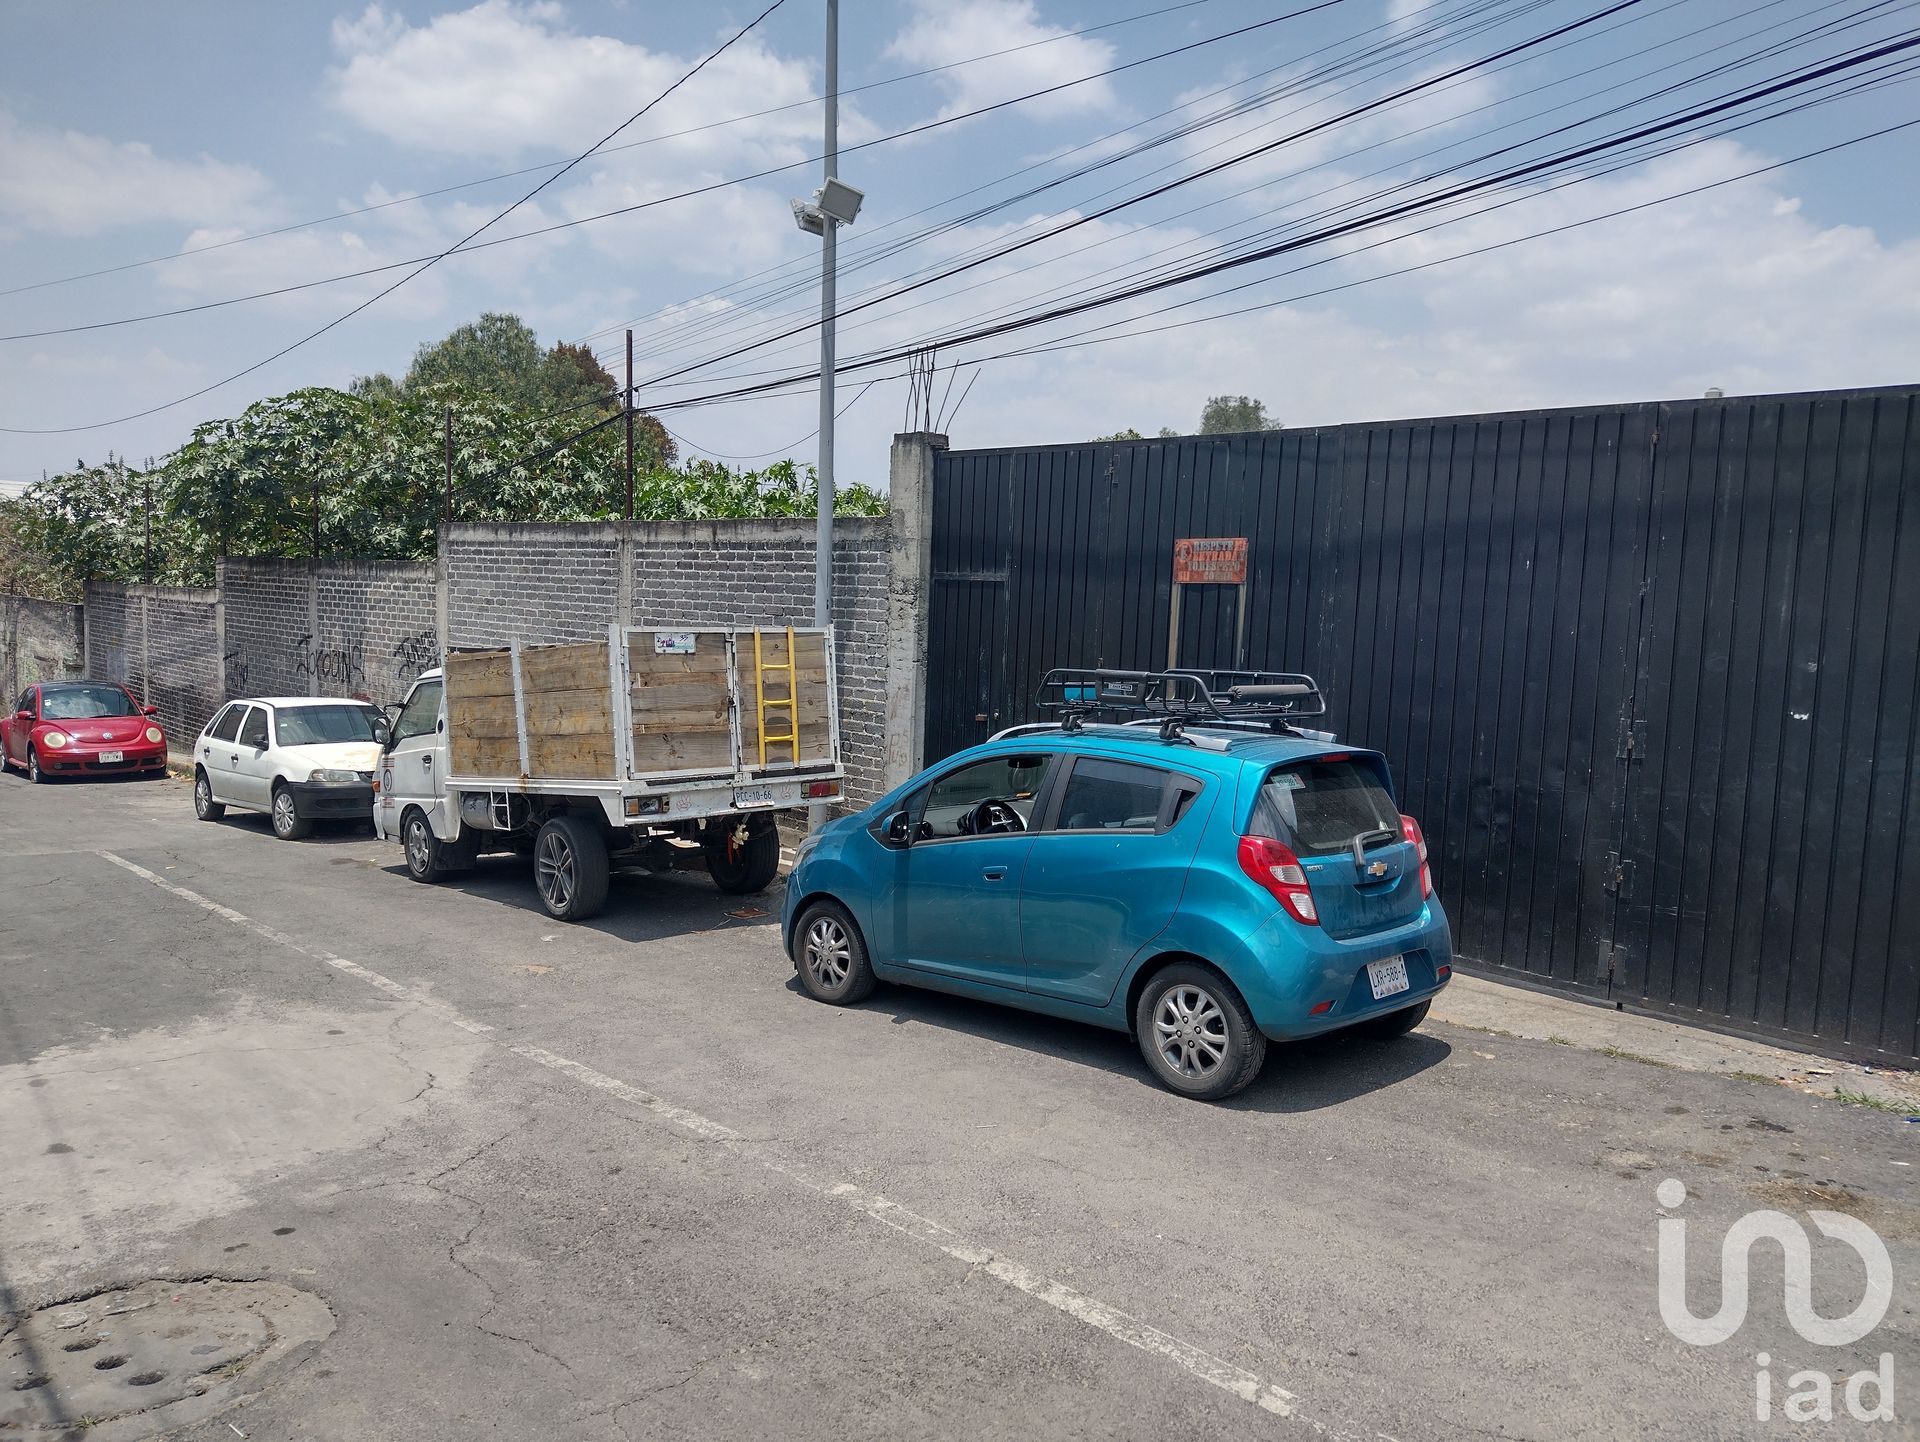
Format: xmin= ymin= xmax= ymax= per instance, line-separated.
xmin=752 ymin=626 xmax=800 ymax=767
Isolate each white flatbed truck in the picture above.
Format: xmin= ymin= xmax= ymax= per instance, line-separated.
xmin=373 ymin=625 xmax=844 ymax=921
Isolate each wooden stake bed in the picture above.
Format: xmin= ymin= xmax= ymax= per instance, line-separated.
xmin=444 ymin=626 xmax=840 ymax=786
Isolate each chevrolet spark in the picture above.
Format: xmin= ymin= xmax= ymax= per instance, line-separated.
xmin=782 ymin=723 xmax=1452 ymax=1100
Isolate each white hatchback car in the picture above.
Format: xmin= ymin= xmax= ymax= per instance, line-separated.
xmin=192 ymin=697 xmax=389 ymax=840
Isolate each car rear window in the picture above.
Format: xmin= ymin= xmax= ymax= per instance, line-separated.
xmin=1251 ymin=757 xmax=1399 ymax=855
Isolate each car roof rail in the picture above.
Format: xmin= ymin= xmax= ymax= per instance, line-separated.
xmin=1035 ymin=666 xmax=1326 ymax=738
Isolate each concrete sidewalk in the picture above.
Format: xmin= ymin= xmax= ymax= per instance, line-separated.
xmin=1433 ymin=971 xmax=1920 ymax=1113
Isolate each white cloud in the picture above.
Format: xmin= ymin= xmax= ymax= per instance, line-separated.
xmin=0 ymin=108 xmax=271 ymax=238
xmin=327 ymin=1 xmax=822 ymax=163
xmin=885 ymin=0 xmax=1118 ymax=123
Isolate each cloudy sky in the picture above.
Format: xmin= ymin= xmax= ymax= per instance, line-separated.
xmin=2 ymin=0 xmax=1916 ymax=492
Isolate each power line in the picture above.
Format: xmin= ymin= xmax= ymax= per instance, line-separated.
xmin=0 ymin=0 xmax=1227 ymax=300
xmin=661 ymin=378 xmax=881 ymax=463
xmin=0 ymin=2 xmax=791 ymax=435
xmin=0 ymin=2 xmax=1345 ymax=347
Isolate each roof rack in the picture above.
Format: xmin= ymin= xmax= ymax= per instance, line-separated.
xmin=1035 ymin=667 xmax=1326 ymax=740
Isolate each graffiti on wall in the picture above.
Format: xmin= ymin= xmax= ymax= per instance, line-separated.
xmin=390 ymin=631 xmax=438 ymax=687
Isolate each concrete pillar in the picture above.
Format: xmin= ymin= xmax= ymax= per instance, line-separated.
xmin=434 ymin=523 xmax=451 ymax=665
xmin=881 ymin=431 xmax=944 ymax=791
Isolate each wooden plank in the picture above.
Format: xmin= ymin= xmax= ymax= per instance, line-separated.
xmin=520 ymin=641 xmax=613 ymax=695
xmin=445 ymin=650 xmax=515 ymax=699
xmin=626 ymin=634 xmax=732 ymax=676
xmin=528 ymin=730 xmax=615 ymax=780
xmin=521 ymin=687 xmax=618 ymax=737
xmin=631 ymin=728 xmax=736 ymax=772
xmin=453 ymin=734 xmax=520 ymax=776
xmin=629 ymin=677 xmax=732 ymax=710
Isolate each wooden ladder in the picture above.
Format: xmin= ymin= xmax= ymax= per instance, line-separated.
xmin=751 ymin=626 xmax=800 ymax=767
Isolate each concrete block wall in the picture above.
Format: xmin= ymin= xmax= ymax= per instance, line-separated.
xmin=220 ymin=557 xmax=439 ymax=705
xmin=628 ymin=518 xmax=892 ymax=807
xmin=220 ymin=557 xmax=311 ymax=699
xmin=315 ymin=561 xmax=439 ymax=705
xmin=442 ymin=524 xmax=624 ymax=647
xmin=0 ymin=596 xmax=85 ymax=704
xmin=82 ymin=582 xmax=220 ymax=747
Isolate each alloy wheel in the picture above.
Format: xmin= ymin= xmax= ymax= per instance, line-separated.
xmin=405 ymin=816 xmax=432 ymax=876
xmin=28 ymin=749 xmax=41 ymax=784
xmin=273 ymin=791 xmax=297 ymax=836
xmin=535 ymin=830 xmax=575 ymax=912
xmin=804 ymin=916 xmax=851 ymax=991
xmin=1153 ymin=984 xmax=1229 ymax=1079
xmin=195 ymin=774 xmax=212 ymax=816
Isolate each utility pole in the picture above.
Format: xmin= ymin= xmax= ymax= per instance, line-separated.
xmin=625 ymin=329 xmax=636 ymax=522
xmin=444 ymin=406 xmax=454 ymax=523
xmin=814 ymin=0 xmax=838 ymax=637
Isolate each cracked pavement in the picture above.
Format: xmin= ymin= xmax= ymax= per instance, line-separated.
xmin=2 ymin=767 xmax=1917 ymax=1440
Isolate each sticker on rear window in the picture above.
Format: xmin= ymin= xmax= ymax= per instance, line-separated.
xmin=1271 ymin=772 xmax=1306 ymax=791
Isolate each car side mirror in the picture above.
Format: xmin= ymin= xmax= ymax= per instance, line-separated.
xmin=13 ymin=709 xmax=29 ymax=721
xmin=372 ymin=717 xmax=392 ymax=745
xmin=143 ymin=704 xmax=159 ymax=716
xmin=883 ymin=810 xmax=913 ymax=846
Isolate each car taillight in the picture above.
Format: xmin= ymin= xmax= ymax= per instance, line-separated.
xmin=1401 ymin=814 xmax=1432 ymax=898
xmin=1237 ymin=835 xmax=1319 ymax=924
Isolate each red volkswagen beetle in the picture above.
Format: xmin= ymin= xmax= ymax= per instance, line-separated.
xmin=2 ymin=681 xmax=169 ymax=783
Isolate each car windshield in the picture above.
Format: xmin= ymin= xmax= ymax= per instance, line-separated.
xmin=1253 ymin=757 xmax=1400 ymax=855
xmin=275 ymin=704 xmax=379 ymax=746
xmin=40 ymin=685 xmax=139 ymax=720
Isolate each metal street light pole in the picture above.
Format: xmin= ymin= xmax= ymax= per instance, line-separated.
xmin=814 ymin=0 xmax=838 ymax=634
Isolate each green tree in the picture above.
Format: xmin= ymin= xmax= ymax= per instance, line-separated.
xmin=1199 ymin=395 xmax=1280 ymax=434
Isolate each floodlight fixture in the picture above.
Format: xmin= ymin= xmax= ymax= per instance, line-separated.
xmin=815 ymin=177 xmax=864 ymax=227
xmin=791 ymin=198 xmax=825 ymax=236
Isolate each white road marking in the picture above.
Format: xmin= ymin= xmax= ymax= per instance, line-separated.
xmin=96 ymin=848 xmax=1365 ymax=1436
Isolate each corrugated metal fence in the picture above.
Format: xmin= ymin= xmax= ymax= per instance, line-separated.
xmin=925 ymin=385 xmax=1920 ymax=1062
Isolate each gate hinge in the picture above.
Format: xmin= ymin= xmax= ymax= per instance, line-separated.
xmin=1602 ymin=851 xmax=1634 ymax=895
xmin=1601 ymin=942 xmax=1627 ymax=983
xmin=1618 ymin=717 xmax=1648 ymax=759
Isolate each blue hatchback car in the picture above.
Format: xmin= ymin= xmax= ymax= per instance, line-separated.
xmin=782 ymin=671 xmax=1453 ymax=1100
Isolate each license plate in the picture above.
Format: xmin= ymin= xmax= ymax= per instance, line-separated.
xmin=733 ymin=783 xmax=777 ymax=808
xmin=100 ymin=750 xmax=123 ymax=763
xmin=1367 ymin=955 xmax=1410 ymax=1000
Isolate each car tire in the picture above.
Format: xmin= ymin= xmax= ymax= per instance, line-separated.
xmin=533 ymin=814 xmax=610 ymax=922
xmin=1352 ymin=998 xmax=1430 ymax=1039
xmin=193 ymin=768 xmax=225 ymax=821
xmin=403 ymin=807 xmax=457 ymax=883
xmin=271 ymin=783 xmax=313 ymax=841
xmin=27 ymin=746 xmax=47 ymax=784
xmin=1134 ymin=962 xmax=1268 ymax=1101
xmin=791 ymin=899 xmax=877 ymax=1006
xmin=705 ymin=815 xmax=780 ymax=894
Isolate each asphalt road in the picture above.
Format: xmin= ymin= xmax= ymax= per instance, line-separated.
xmin=3 ymin=767 xmax=1916 ymax=1441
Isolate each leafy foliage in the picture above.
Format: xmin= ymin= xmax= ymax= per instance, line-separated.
xmin=7 ymin=314 xmax=884 ymax=596
xmin=1199 ymin=394 xmax=1280 ymax=434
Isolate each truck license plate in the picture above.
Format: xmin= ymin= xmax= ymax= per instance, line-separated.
xmin=1367 ymin=955 xmax=1410 ymax=1000
xmin=100 ymin=750 xmax=123 ymax=763
xmin=733 ymin=783 xmax=777 ymax=808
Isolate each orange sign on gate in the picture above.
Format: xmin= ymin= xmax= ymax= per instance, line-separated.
xmin=1172 ymin=536 xmax=1248 ymax=585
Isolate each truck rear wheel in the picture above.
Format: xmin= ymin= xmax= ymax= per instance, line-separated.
xmin=534 ymin=814 xmax=610 ymax=921
xmin=706 ymin=814 xmax=780 ymax=894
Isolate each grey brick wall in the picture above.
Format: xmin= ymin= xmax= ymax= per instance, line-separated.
xmin=220 ymin=557 xmax=310 ymax=699
xmin=629 ymin=518 xmax=893 ymax=808
xmin=220 ymin=557 xmax=438 ymax=705
xmin=82 ymin=583 xmax=219 ymax=747
xmin=315 ymin=561 xmax=439 ymax=705
xmin=0 ymin=596 xmax=84 ymax=704
xmin=443 ymin=524 xmax=623 ymax=647
xmin=143 ymin=591 xmax=221 ymax=744
xmin=84 ymin=584 xmax=129 ymax=685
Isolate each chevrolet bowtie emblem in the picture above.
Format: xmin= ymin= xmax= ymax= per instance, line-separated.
xmin=1366 ymin=860 xmax=1388 ymax=877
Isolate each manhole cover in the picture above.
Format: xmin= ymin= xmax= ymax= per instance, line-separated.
xmin=1 ymin=1278 xmax=332 ymax=1438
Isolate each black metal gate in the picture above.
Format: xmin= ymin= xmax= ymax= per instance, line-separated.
xmin=925 ymin=385 xmax=1920 ymax=1062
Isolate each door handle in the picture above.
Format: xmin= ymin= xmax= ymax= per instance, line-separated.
xmin=981 ymin=865 xmax=1009 ymax=882
xmin=229 ymin=754 xmax=239 ymax=764
xmin=421 ymin=755 xmax=433 ymax=769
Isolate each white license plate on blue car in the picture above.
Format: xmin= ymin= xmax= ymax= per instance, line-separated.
xmin=1367 ymin=955 xmax=1410 ymax=1000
